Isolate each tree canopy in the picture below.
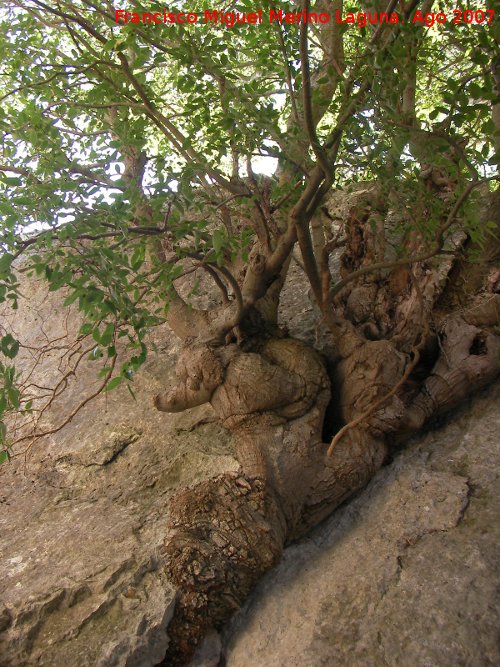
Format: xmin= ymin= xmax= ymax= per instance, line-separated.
xmin=0 ymin=0 xmax=499 ymax=460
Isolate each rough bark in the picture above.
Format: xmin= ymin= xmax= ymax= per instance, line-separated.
xmin=156 ymin=337 xmax=389 ymax=663
xmin=155 ymin=295 xmax=499 ymax=664
xmin=153 ymin=176 xmax=500 ymax=664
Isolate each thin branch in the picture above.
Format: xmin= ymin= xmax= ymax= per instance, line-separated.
xmin=321 ymin=230 xmax=346 ymax=306
xmin=328 ymin=265 xmax=430 ymax=455
xmin=11 ymin=354 xmax=117 ymax=449
xmin=115 ymin=51 xmax=247 ymax=195
xmin=197 ymin=263 xmax=229 ymax=303
xmin=327 ymin=345 xmax=421 ymax=456
xmin=275 ymin=22 xmax=299 ymax=126
xmin=299 ymin=0 xmax=332 ymax=182
xmin=296 ymin=218 xmax=323 ymax=305
xmin=212 ymin=264 xmax=244 ymax=325
xmin=188 ymin=253 xmax=244 ymax=330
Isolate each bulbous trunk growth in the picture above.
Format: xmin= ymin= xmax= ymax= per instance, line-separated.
xmin=154 ymin=180 xmax=500 ymax=664
xmin=156 ymin=337 xmax=388 ymax=664
xmin=155 ymin=311 xmax=499 ymax=664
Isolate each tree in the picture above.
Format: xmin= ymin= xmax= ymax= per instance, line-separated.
xmin=0 ymin=0 xmax=499 ymax=663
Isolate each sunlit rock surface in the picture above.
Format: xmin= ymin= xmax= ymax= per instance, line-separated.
xmin=0 ymin=279 xmax=238 ymax=667
xmin=222 ymin=383 xmax=500 ymax=667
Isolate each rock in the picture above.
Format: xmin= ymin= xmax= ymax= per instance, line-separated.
xmin=189 ymin=629 xmax=222 ymax=667
xmin=57 ymin=428 xmax=142 ymax=467
xmin=0 ymin=606 xmax=12 ymax=633
xmin=222 ymin=383 xmax=500 ymax=667
xmin=0 ymin=279 xmax=238 ymax=667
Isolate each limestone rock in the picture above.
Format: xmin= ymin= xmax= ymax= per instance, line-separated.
xmin=222 ymin=383 xmax=500 ymax=667
xmin=0 ymin=279 xmax=238 ymax=666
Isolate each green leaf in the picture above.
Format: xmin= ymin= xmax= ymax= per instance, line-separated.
xmin=105 ymin=376 xmax=123 ymax=392
xmin=100 ymin=323 xmax=115 ymax=346
xmin=7 ymin=387 xmax=20 ymax=409
xmin=1 ymin=334 xmax=19 ymax=359
xmin=212 ymin=229 xmax=225 ymax=255
xmin=63 ymin=290 xmax=80 ymax=307
xmin=79 ymin=323 xmax=94 ymax=336
xmin=0 ymin=253 xmax=14 ymax=276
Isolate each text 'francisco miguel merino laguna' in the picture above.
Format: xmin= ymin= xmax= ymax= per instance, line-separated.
xmin=115 ymin=8 xmax=403 ymax=27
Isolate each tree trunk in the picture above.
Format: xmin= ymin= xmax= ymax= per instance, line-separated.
xmin=156 ymin=337 xmax=385 ymax=664
xmin=152 ymin=174 xmax=500 ymax=664
xmin=156 ymin=286 xmax=498 ymax=665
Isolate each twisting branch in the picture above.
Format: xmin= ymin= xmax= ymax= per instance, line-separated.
xmin=152 ymin=243 xmax=213 ymax=341
xmin=328 ymin=267 xmax=430 ymax=455
xmin=327 ymin=344 xmax=420 ymax=456
xmin=296 ymin=218 xmax=323 ymax=305
xmin=213 ymin=264 xmax=244 ymax=326
xmin=299 ymin=0 xmax=332 ymax=182
xmin=187 ymin=253 xmax=244 ymax=335
xmin=115 ymin=51 xmax=247 ymax=196
xmin=196 ymin=263 xmax=229 ymax=303
xmin=275 ymin=22 xmax=300 ymax=126
xmin=321 ymin=229 xmax=346 ymax=306
xmin=19 ymin=0 xmax=250 ymax=197
xmin=11 ymin=353 xmax=117 ymax=451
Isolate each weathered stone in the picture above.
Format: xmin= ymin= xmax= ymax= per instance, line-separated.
xmin=0 ymin=279 xmax=238 ymax=667
xmin=222 ymin=383 xmax=500 ymax=667
xmin=1 ymin=272 xmax=499 ymax=667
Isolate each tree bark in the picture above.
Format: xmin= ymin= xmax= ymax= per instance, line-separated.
xmin=155 ymin=178 xmax=500 ymax=664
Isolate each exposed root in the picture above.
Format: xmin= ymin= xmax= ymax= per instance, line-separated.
xmin=162 ymin=473 xmax=285 ymax=665
xmin=157 ymin=324 xmax=499 ymax=664
xmin=327 ymin=345 xmax=420 ymax=456
xmin=404 ymin=317 xmax=500 ymax=430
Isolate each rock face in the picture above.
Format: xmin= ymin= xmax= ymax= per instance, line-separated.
xmin=222 ymin=383 xmax=500 ymax=667
xmin=0 ymin=279 xmax=238 ymax=667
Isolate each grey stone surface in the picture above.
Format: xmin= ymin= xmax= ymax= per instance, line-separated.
xmin=0 ymin=280 xmax=238 ymax=667
xmin=223 ymin=383 xmax=500 ymax=667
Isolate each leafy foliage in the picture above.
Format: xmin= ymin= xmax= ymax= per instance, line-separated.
xmin=0 ymin=0 xmax=498 ymax=458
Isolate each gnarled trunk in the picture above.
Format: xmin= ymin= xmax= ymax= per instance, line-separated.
xmin=156 ymin=336 xmax=388 ymax=664
xmin=152 ymin=167 xmax=500 ymax=664
xmin=155 ymin=291 xmax=499 ymax=664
